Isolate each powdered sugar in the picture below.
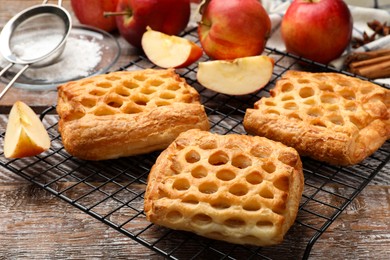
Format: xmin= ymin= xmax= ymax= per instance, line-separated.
xmin=11 ymin=34 xmax=64 ymax=61
xmin=22 ymin=36 xmax=102 ymax=81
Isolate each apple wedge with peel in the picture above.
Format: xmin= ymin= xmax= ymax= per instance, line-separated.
xmin=4 ymin=101 xmax=51 ymax=158
xmin=197 ymin=55 xmax=274 ymax=95
xmin=142 ymin=27 xmax=203 ymax=68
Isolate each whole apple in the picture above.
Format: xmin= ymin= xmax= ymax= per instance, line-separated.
xmin=71 ymin=0 xmax=119 ymax=32
xmin=281 ymin=0 xmax=353 ymax=64
xmin=115 ymin=0 xmax=191 ymax=48
xmin=198 ymin=0 xmax=271 ymax=60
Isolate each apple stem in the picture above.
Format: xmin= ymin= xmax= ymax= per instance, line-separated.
xmin=103 ymin=11 xmax=131 ymax=17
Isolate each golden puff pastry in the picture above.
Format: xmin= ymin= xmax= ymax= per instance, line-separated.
xmin=244 ymin=70 xmax=390 ymax=165
xmin=57 ymin=69 xmax=209 ymax=160
xmin=144 ymin=129 xmax=304 ymax=246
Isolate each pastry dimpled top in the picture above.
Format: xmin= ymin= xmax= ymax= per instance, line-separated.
xmin=57 ymin=69 xmax=209 ymax=160
xmin=244 ymin=71 xmax=390 ymax=165
xmin=144 ymin=129 xmax=304 ymax=246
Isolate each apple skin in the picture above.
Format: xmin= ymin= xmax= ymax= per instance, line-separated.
xmin=71 ymin=0 xmax=119 ymax=32
xmin=281 ymin=0 xmax=353 ymax=64
xmin=198 ymin=0 xmax=271 ymax=60
xmin=115 ymin=0 xmax=191 ymax=48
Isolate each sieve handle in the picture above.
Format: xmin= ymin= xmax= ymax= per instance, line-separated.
xmin=0 ymin=64 xmax=29 ymax=100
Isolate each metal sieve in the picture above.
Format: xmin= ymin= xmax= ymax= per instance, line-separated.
xmin=0 ymin=0 xmax=72 ymax=99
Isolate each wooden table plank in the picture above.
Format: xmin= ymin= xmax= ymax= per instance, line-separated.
xmin=0 ymin=182 xmax=162 ymax=259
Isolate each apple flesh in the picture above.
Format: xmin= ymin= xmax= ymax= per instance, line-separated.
xmin=141 ymin=27 xmax=203 ymax=68
xmin=198 ymin=0 xmax=271 ymax=60
xmin=4 ymin=101 xmax=51 ymax=158
xmin=281 ymin=0 xmax=353 ymax=64
xmin=197 ymin=55 xmax=274 ymax=95
xmin=71 ymin=0 xmax=119 ymax=32
xmin=115 ymin=0 xmax=191 ymax=48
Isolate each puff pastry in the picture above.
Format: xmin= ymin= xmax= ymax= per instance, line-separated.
xmin=57 ymin=69 xmax=209 ymax=160
xmin=244 ymin=70 xmax=390 ymax=165
xmin=144 ymin=129 xmax=304 ymax=246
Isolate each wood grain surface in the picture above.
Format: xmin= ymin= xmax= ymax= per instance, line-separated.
xmin=1 ymin=1 xmax=389 ymax=259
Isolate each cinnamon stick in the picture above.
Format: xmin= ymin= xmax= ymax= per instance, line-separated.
xmin=354 ymin=65 xmax=390 ymax=79
xmin=344 ymin=49 xmax=390 ymax=65
xmin=349 ymin=59 xmax=390 ymax=79
xmin=346 ymin=49 xmax=390 ymax=79
xmin=349 ymin=54 xmax=390 ymax=70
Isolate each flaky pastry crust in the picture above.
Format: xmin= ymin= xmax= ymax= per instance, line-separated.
xmin=144 ymin=129 xmax=304 ymax=246
xmin=57 ymin=69 xmax=209 ymax=160
xmin=244 ymin=71 xmax=390 ymax=165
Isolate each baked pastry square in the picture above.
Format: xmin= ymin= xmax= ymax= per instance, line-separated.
xmin=144 ymin=129 xmax=304 ymax=246
xmin=57 ymin=69 xmax=209 ymax=160
xmin=244 ymin=70 xmax=390 ymax=165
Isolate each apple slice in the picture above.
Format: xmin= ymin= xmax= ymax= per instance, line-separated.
xmin=4 ymin=101 xmax=51 ymax=158
xmin=141 ymin=27 xmax=203 ymax=68
xmin=197 ymin=55 xmax=274 ymax=95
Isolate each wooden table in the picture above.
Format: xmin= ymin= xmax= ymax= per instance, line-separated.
xmin=1 ymin=1 xmax=389 ymax=259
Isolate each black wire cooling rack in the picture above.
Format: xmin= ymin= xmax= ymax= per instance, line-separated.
xmin=0 ymin=27 xmax=389 ymax=259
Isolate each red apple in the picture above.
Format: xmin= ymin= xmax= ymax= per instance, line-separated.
xmin=281 ymin=0 xmax=353 ymax=64
xmin=115 ymin=0 xmax=191 ymax=48
xmin=71 ymin=0 xmax=119 ymax=32
xmin=197 ymin=0 xmax=271 ymax=60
